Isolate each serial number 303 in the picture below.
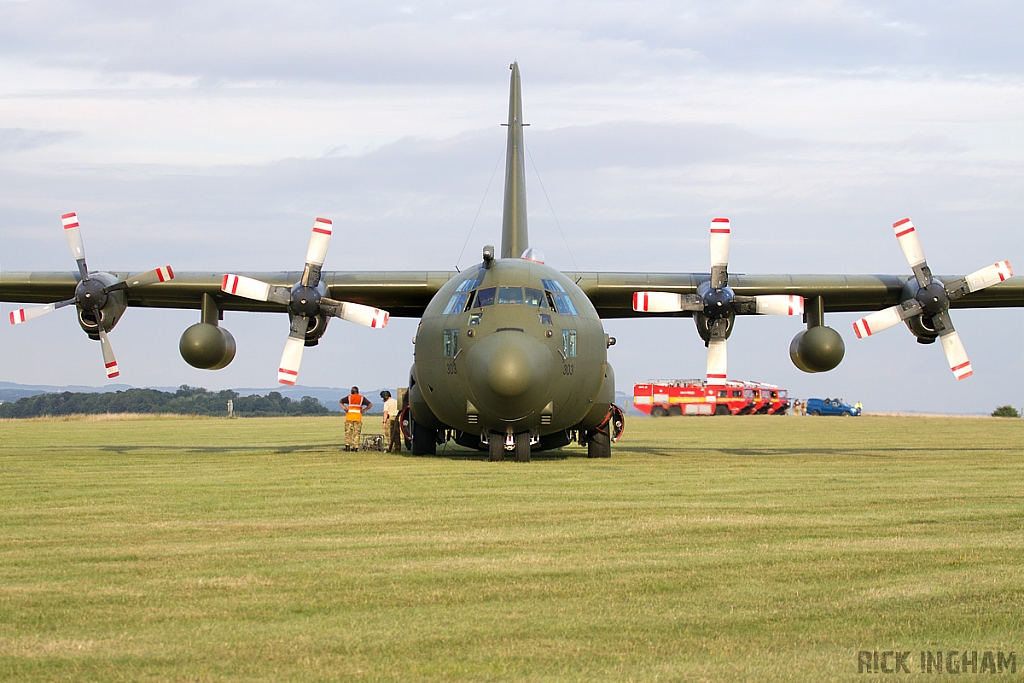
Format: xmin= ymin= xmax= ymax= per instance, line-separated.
xmin=446 ymin=362 xmax=458 ymax=375
xmin=562 ymin=364 xmax=574 ymax=375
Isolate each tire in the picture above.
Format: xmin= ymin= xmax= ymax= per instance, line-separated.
xmin=714 ymin=404 xmax=730 ymax=416
xmin=515 ymin=432 xmax=531 ymax=462
xmin=668 ymin=405 xmax=682 ymax=417
xmin=842 ymin=411 xmax=850 ymax=417
xmin=810 ymin=410 xmax=820 ymax=416
xmin=488 ymin=432 xmax=504 ymax=462
xmin=587 ymin=429 xmax=611 ymax=458
xmin=651 ymin=406 xmax=667 ymax=417
xmin=412 ymin=420 xmax=437 ymax=456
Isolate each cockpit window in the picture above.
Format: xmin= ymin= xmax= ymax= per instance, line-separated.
xmin=475 ymin=287 xmax=496 ymax=307
xmin=551 ymin=292 xmax=578 ymax=316
xmin=541 ymin=279 xmax=566 ymax=293
xmin=443 ymin=292 xmax=471 ymax=315
xmin=455 ymin=277 xmax=482 ymax=293
xmin=523 ymin=287 xmax=545 ymax=307
xmin=497 ymin=287 xmax=524 ymax=305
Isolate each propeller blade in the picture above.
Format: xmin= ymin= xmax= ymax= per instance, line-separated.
xmin=278 ymin=318 xmax=309 ymax=385
xmin=97 ymin=326 xmax=119 ymax=379
xmin=62 ymin=212 xmax=89 ymax=281
xmin=892 ymin=218 xmax=932 ymax=289
xmin=709 ymin=217 xmax=730 ymax=289
xmin=122 ymin=266 xmax=175 ymax=288
xmin=301 ymin=217 xmax=333 ymax=288
xmin=321 ymin=298 xmax=389 ymax=328
xmin=221 ymin=274 xmax=291 ymax=305
xmin=852 ymin=309 xmax=898 ymax=339
xmin=632 ymin=291 xmax=703 ymax=313
xmin=754 ymin=295 xmax=804 ymax=316
xmin=939 ymin=329 xmax=973 ymax=381
xmin=706 ymin=339 xmax=727 ymax=383
xmin=946 ymin=260 xmax=1015 ymax=300
xmin=9 ymin=298 xmax=76 ymax=325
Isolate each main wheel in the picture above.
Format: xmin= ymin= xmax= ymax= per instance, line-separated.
xmin=587 ymin=429 xmax=611 ymax=458
xmin=714 ymin=404 xmax=730 ymax=416
xmin=488 ymin=432 xmax=505 ymax=462
xmin=651 ymin=406 xmax=667 ymax=417
xmin=515 ymin=432 xmax=531 ymax=462
xmin=412 ymin=420 xmax=437 ymax=456
xmin=668 ymin=405 xmax=682 ymax=417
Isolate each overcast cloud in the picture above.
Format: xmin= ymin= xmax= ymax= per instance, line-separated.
xmin=1 ymin=0 xmax=1021 ymax=413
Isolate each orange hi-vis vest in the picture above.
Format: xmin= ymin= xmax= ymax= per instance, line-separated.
xmin=345 ymin=393 xmax=365 ymax=422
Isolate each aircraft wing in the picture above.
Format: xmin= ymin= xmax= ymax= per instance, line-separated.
xmin=571 ymin=272 xmax=1024 ymax=318
xmin=0 ymin=271 xmax=458 ymax=318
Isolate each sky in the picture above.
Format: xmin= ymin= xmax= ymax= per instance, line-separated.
xmin=1 ymin=0 xmax=1022 ymax=414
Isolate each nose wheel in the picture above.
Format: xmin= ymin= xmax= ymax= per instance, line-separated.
xmin=487 ymin=431 xmax=532 ymax=462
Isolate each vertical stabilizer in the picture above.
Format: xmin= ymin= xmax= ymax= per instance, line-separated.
xmin=500 ymin=62 xmax=529 ymax=259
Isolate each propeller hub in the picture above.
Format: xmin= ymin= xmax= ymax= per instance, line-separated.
xmin=702 ymin=286 xmax=735 ymax=317
xmin=76 ymin=278 xmax=108 ymax=310
xmin=289 ymin=286 xmax=322 ymax=317
xmin=915 ymin=281 xmax=948 ymax=317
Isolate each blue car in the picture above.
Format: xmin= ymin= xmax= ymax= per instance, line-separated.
xmin=806 ymin=398 xmax=861 ymax=416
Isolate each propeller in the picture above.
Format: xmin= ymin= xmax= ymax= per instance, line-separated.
xmin=220 ymin=217 xmax=390 ymax=385
xmin=8 ymin=212 xmax=175 ymax=379
xmin=632 ymin=218 xmax=804 ymax=383
xmin=852 ymin=218 xmax=1013 ymax=380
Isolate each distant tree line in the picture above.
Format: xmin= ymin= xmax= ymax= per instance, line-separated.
xmin=0 ymin=385 xmax=329 ymax=418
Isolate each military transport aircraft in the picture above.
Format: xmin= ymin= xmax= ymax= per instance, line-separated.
xmin=3 ymin=63 xmax=1022 ymax=461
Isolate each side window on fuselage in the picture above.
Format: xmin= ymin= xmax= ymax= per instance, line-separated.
xmin=443 ymin=329 xmax=458 ymax=357
xmin=562 ymin=329 xmax=577 ymax=358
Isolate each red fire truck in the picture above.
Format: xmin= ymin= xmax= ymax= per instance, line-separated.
xmin=633 ymin=379 xmax=790 ymax=416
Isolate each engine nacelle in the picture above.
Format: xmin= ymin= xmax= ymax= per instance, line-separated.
xmin=790 ymin=325 xmax=845 ymax=373
xmin=179 ymin=323 xmax=236 ymax=369
xmin=76 ymin=273 xmax=126 ymax=340
xmin=693 ymin=311 xmax=735 ymax=344
xmin=899 ymin=278 xmax=939 ymax=344
xmin=303 ymin=313 xmax=330 ymax=347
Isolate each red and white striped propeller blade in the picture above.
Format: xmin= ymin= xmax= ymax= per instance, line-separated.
xmin=961 ymin=260 xmax=1014 ymax=294
xmin=709 ymin=218 xmax=730 ymax=288
xmin=706 ymin=339 xmax=727 ymax=384
xmin=97 ymin=327 xmax=119 ymax=379
xmin=9 ymin=299 xmax=74 ymax=325
xmin=892 ymin=217 xmax=933 ymax=289
xmin=278 ymin=335 xmax=305 ymax=385
xmin=62 ymin=212 xmax=86 ymax=263
xmin=338 ymin=301 xmax=389 ymax=328
xmin=852 ymin=306 xmax=906 ymax=339
xmin=222 ymin=274 xmax=272 ymax=302
xmin=305 ymin=217 xmax=333 ymax=268
xmin=754 ymin=295 xmax=804 ymax=316
xmin=940 ymin=330 xmax=973 ymax=381
xmin=124 ymin=266 xmax=175 ymax=288
xmin=633 ymin=291 xmax=683 ymax=313
xmin=710 ymin=218 xmax=730 ymax=269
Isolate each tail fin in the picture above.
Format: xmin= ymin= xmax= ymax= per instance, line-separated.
xmin=500 ymin=62 xmax=529 ymax=259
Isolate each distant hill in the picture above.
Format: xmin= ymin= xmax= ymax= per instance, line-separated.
xmin=0 ymin=382 xmax=396 ymax=414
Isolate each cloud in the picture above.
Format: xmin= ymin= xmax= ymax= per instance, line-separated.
xmin=0 ymin=128 xmax=78 ymax=153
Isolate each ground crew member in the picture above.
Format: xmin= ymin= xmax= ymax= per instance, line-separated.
xmin=340 ymin=387 xmax=372 ymax=451
xmin=380 ymin=390 xmax=400 ymax=453
xmin=855 ymin=400 xmax=863 ymax=414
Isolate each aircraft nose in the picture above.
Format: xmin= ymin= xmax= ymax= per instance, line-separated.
xmin=466 ymin=330 xmax=553 ymax=411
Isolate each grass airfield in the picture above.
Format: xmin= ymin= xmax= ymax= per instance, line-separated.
xmin=1 ymin=414 xmax=1022 ymax=682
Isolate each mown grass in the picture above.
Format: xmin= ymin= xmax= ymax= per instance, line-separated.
xmin=1 ymin=414 xmax=1022 ymax=682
